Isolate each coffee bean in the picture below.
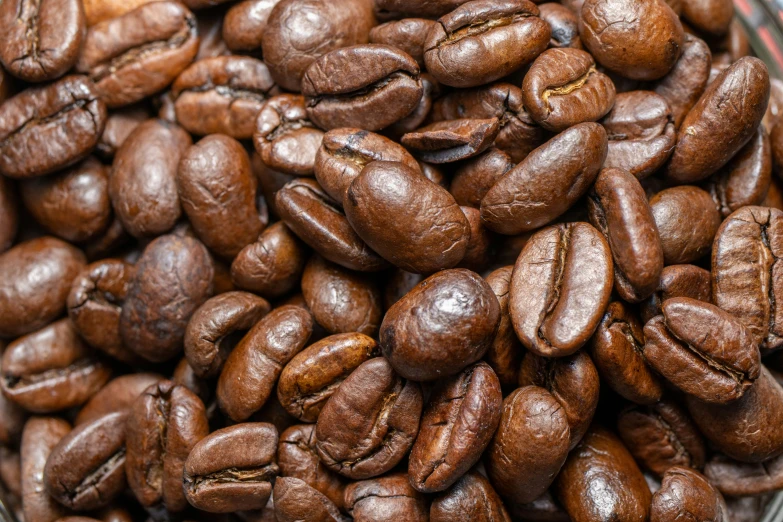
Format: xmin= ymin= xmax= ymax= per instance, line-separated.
xmin=401 ymin=118 xmax=500 ymax=163
xmin=651 ymin=467 xmax=729 ymax=522
xmin=539 ymin=3 xmax=581 ymax=49
xmin=370 ymin=18 xmax=436 ymax=67
xmin=484 ymin=266 xmax=524 ymax=391
xmin=222 ymin=0 xmax=281 ymax=53
xmin=430 ymin=471 xmax=511 ymax=522
xmin=21 ymin=417 xmax=71 ymax=522
xmin=641 ymin=264 xmax=712 ymax=323
xmin=74 ymin=373 xmax=163 ymax=426
xmin=274 ymin=477 xmax=347 ymax=522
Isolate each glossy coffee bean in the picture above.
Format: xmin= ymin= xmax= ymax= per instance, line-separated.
xmin=76 ymin=2 xmax=199 ymax=108
xmin=277 ymin=332 xmax=379 ymax=422
xmin=651 ymin=467 xmax=729 ymax=522
xmin=705 ymin=453 xmax=783 ymax=496
xmin=96 ymin=105 xmax=148 ymax=159
xmin=402 ymin=118 xmax=500 ymax=164
xmin=344 ymin=472 xmax=429 ymax=522
xmin=481 ymin=123 xmax=607 ymax=234
xmin=274 ymin=477 xmax=347 ymax=522
xmin=430 ymin=471 xmax=511 ymax=522
xmin=316 ymin=358 xmax=422 ymax=479
xmin=21 ymin=417 xmax=71 ymax=522
xmin=44 ymin=412 xmax=127 ymax=511
xmin=0 ymin=75 xmax=106 ymax=179
xmin=0 ymin=237 xmax=86 ymax=337
xmin=222 ymin=0 xmax=281 ymax=52
xmin=484 ymin=266 xmax=524 ymax=390
xmin=682 ymin=0 xmax=733 ymax=36
xmin=75 ymin=373 xmax=163 ymax=425
xmin=641 ymin=264 xmax=712 ymax=323
xmin=109 ymin=119 xmax=191 ymax=239
xmin=126 ymin=381 xmax=209 ymax=515
xmin=369 ymin=18 xmax=435 ymax=67
xmin=450 ymin=149 xmax=514 ymax=209
xmin=120 ymin=234 xmax=214 ymax=362
xmin=509 ymin=222 xmax=613 ymax=357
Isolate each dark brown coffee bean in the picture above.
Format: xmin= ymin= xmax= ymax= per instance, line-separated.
xmin=171 ymin=357 xmax=212 ymax=407
xmin=0 ymin=391 xmax=26 ymax=446
xmin=96 ymin=105 xmax=148 ymax=159
xmin=539 ymin=3 xmax=581 ymax=49
xmin=481 ymin=123 xmax=607 ymax=234
xmin=276 ymin=178 xmax=389 ymax=272
xmin=484 ymin=266 xmax=524 ymax=391
xmin=485 ymin=386 xmax=570 ymax=503
xmin=666 ymin=58 xmax=769 ymax=183
xmin=387 ymin=73 xmax=441 ymax=140
xmin=274 ymin=477 xmax=348 ymax=522
xmin=126 ymin=381 xmax=209 ymax=515
xmin=712 ymin=206 xmax=783 ymax=352
xmin=1 ymin=319 xmax=111 ymax=413
xmin=21 ymin=417 xmax=71 ymax=522
xmin=649 ymin=186 xmax=722 ymax=264
xmin=172 ymin=57 xmax=277 ymax=139
xmin=509 ymin=222 xmax=613 ymax=357
xmin=0 ymin=176 xmax=18 ymax=254
xmin=253 ymin=94 xmax=323 ymax=176
xmin=67 ymin=259 xmax=139 ymax=365
xmin=705 ymin=453 xmax=783 ymax=497
xmin=277 ymin=332 xmax=379 ymax=422
xmin=450 ymin=149 xmax=514 ymax=209
xmin=120 ymin=234 xmax=214 ymax=363
xmin=0 ymin=237 xmax=86 ymax=338
xmin=183 ymin=423 xmax=278 ymax=513
xmin=681 ymin=0 xmax=733 ymax=36
xmin=374 ymin=0 xmax=472 ymax=18
xmin=302 ymin=44 xmax=422 ymax=131
xmin=555 ymin=426 xmax=651 ymax=521
xmin=0 ymin=75 xmax=107 ymax=179
xmin=522 ymin=48 xmax=616 ymax=132
xmin=423 ymin=0 xmax=550 ymax=88
xmin=641 ymin=264 xmax=711 ymax=323
xmin=369 ymin=18 xmax=436 ymax=67
xmin=301 ymin=256 xmax=382 ymax=336
xmin=409 ymin=362 xmax=502 ymax=492
xmin=590 ymin=301 xmax=663 ymax=405
xmin=314 ymin=128 xmax=421 ymax=206
xmin=383 ymin=269 xmax=424 ymax=311
xmin=278 ymin=424 xmax=346 ymax=510
xmin=345 ymin=472 xmax=429 ymax=522
xmin=457 ymin=206 xmax=492 ymax=272
xmin=316 ymin=358 xmax=422 ymax=479
xmin=381 ymin=269 xmax=500 ymax=381
xmin=109 ymin=119 xmax=191 ymax=238
xmin=75 ymin=373 xmax=163 ymax=425
xmin=580 ymin=0 xmax=683 ymax=81
xmin=401 ymin=118 xmax=500 ymax=163
xmin=617 ymin=399 xmax=707 ymax=476
xmin=178 ymin=134 xmax=263 ymax=258
xmin=651 ymin=467 xmax=729 ymax=522
xmin=262 ymin=0 xmax=376 ymax=92
xmin=430 ymin=471 xmax=511 ymax=522
xmin=44 ymin=412 xmax=127 ymax=511
xmin=345 ymin=161 xmax=470 ymax=273
xmin=76 ymin=1 xmax=199 ymax=108
xmin=222 ymin=0 xmax=281 ymax=52
xmin=0 ymin=0 xmax=85 ymax=82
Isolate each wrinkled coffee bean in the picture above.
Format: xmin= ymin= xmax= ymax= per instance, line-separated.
xmin=402 ymin=118 xmax=500 ymax=163
xmin=430 ymin=471 xmax=511 ymax=522
xmin=705 ymin=453 xmax=783 ymax=496
xmin=641 ymin=263 xmax=712 ymax=323
xmin=274 ymin=477 xmax=347 ymax=522
xmin=344 ymin=472 xmax=429 ymax=522
xmin=370 ymin=18 xmax=435 ymax=67
xmin=75 ymin=373 xmax=163 ymax=425
xmin=651 ymin=467 xmax=729 ymax=522
xmin=21 ymin=417 xmax=71 ymax=522
xmin=484 ymin=266 xmax=524 ymax=391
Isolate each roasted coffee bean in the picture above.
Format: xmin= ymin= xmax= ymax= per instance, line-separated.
xmin=509 ymin=222 xmax=613 ymax=357
xmin=254 ymin=94 xmax=323 ymax=176
xmin=0 ymin=237 xmax=86 ymax=338
xmin=277 ymin=332 xmax=379 ymax=422
xmin=75 ymin=373 xmax=163 ymax=425
xmin=506 ymin=490 xmax=569 ymax=522
xmin=345 ymin=161 xmax=470 ymax=273
xmin=401 ymin=118 xmax=500 ymax=163
xmin=109 ymin=119 xmax=191 ymax=238
xmin=276 ymin=178 xmax=389 ymax=272
xmin=705 ymin=127 xmax=772 ymax=218
xmin=81 ymin=0 xmax=159 ymax=26
xmin=314 ymin=128 xmax=421 ymax=206
xmin=682 ymin=0 xmax=733 ymax=36
xmin=302 ymin=44 xmax=423 ymax=131
xmin=178 ymin=134 xmax=263 ymax=258
xmin=76 ymin=1 xmax=199 ymax=108
xmin=555 ymin=426 xmax=651 ymax=522
xmin=301 ymin=256 xmax=382 ymax=336
xmin=430 ymin=471 xmax=511 ymax=522
xmin=0 ymin=176 xmax=18 ymax=254
xmin=184 ymin=291 xmax=270 ymax=379
xmin=381 ymin=269 xmax=499 ymax=381
xmin=222 ymin=0 xmax=281 ymax=52
xmin=315 ymin=358 xmax=422 ymax=479
xmin=44 ymin=412 xmax=127 ymax=511
xmin=383 ymin=269 xmax=425 ymax=311
xmin=522 ymin=48 xmax=616 ymax=132
xmin=21 ymin=417 xmax=71 ymax=522
xmin=409 ymin=362 xmax=502 ymax=492
xmin=486 ymin=386 xmax=570 ymax=503
xmin=230 ymin=222 xmax=309 ymax=298
xmin=345 ymin=472 xmax=429 ymax=522
xmin=423 ymin=0 xmax=550 ymax=88
xmin=120 ymin=234 xmax=214 ymax=362
xmin=653 ymin=34 xmax=712 ymax=129
xmin=712 ymin=206 xmax=783 ymax=352
xmin=687 ymin=366 xmax=783 ymax=463
xmin=0 ymin=0 xmax=85 ymax=82
xmin=217 ymin=305 xmax=313 ymax=422
xmin=0 ymin=75 xmax=106 ymax=179
xmin=172 ymin=57 xmax=277 ymax=139
xmin=481 ymin=123 xmax=607 ymax=234
xmin=0 ymin=392 xmax=26 ymax=446
xmin=450 ymin=148 xmax=514 ymax=209
xmin=67 ymin=259 xmax=138 ymax=364
xmin=183 ymin=423 xmax=279 ymax=513
xmin=590 ymin=301 xmax=663 ymax=404
xmin=126 ymin=381 xmax=209 ymax=515
xmin=538 ymin=3 xmax=581 ymax=49
xmin=369 ymin=18 xmax=435 ymax=67
xmin=644 ymin=298 xmax=760 ymax=403
xmin=96 ymin=105 xmax=148 ymax=159
xmin=617 ymin=399 xmax=707 ymax=476
xmin=666 ymin=58 xmax=769 ymax=183
xmin=580 ymin=0 xmax=683 ymax=81
xmin=705 ymin=453 xmax=783 ymax=496
xmin=171 ymin=357 xmax=212 ymax=406
xmin=588 ymin=168 xmax=664 ymax=302
xmin=649 ymin=186 xmax=722 ymax=264
xmin=484 ymin=266 xmax=524 ymax=391
xmin=651 ymin=467 xmax=729 ymax=522
xmin=274 ymin=477 xmax=347 ymax=522
xmin=386 ymin=72 xmax=441 ymax=139
xmin=457 ymin=206 xmax=493 ymax=272
xmin=262 ymin=0 xmax=376 ymax=92
xmin=278 ymin=424 xmax=346 ymax=510
xmin=641 ymin=264 xmax=712 ymax=323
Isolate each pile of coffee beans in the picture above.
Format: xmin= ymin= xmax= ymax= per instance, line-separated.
xmin=0 ymin=0 xmax=782 ymax=520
